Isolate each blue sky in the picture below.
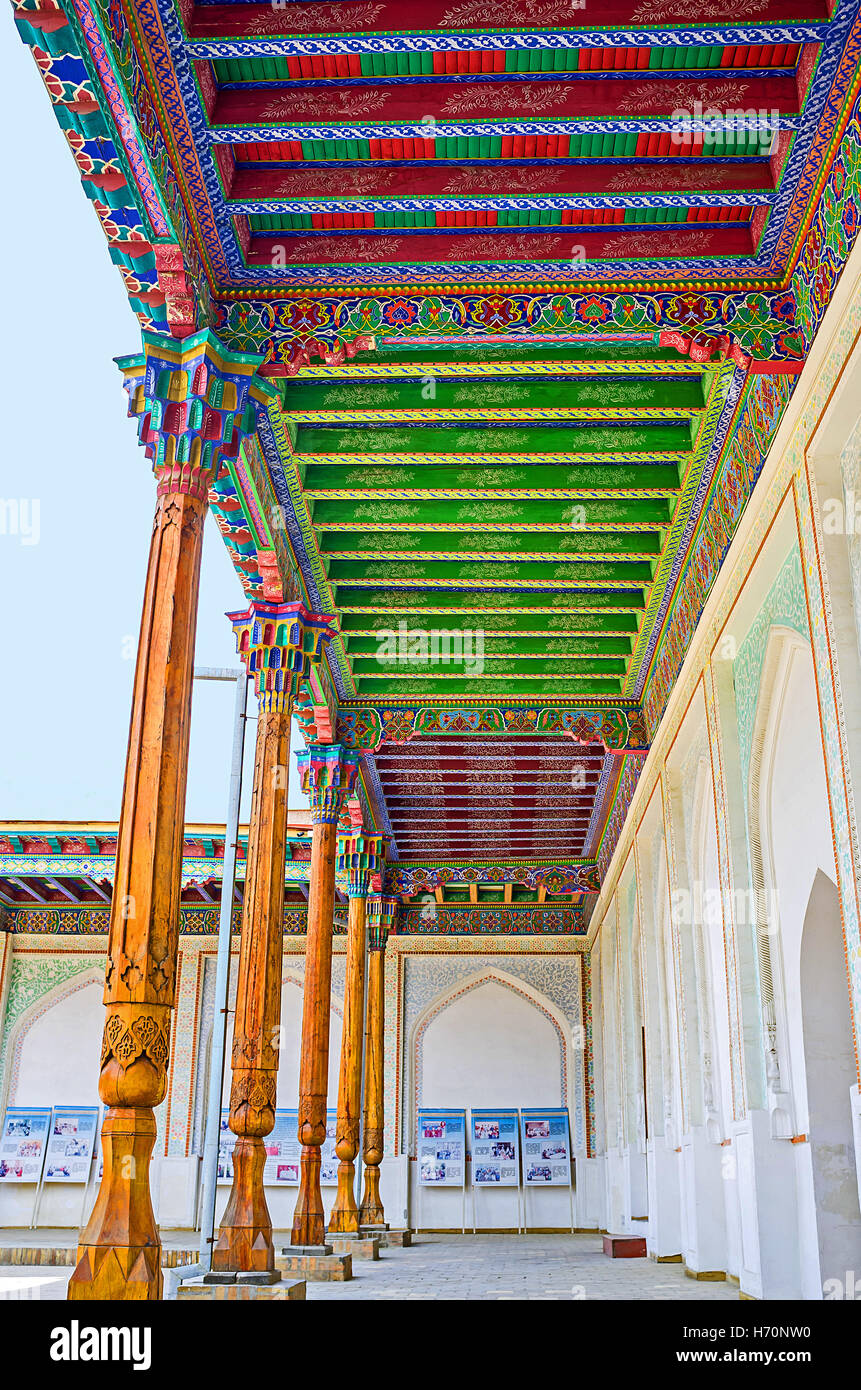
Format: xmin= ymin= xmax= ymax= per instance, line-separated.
xmin=0 ymin=26 xmax=308 ymax=823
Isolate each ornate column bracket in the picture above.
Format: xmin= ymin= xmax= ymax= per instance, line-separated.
xmin=231 ymin=600 xmax=335 ymax=712
xmin=69 ymin=330 xmax=264 ymax=1303
xmin=297 ymin=744 xmax=361 ymax=825
xmin=367 ymin=893 xmax=399 ymax=950
xmin=291 ymin=745 xmax=360 ymax=1247
xmin=359 ymin=893 xmax=398 ymax=1228
xmin=214 ymin=603 xmax=335 ymax=1274
xmin=119 ymin=329 xmax=264 ymax=500
xmin=329 ymin=833 xmax=385 ymax=1234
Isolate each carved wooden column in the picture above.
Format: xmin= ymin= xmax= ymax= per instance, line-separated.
xmin=69 ymin=331 xmax=262 ymax=1301
xmin=359 ymin=894 xmax=398 ymax=1227
xmin=329 ymin=833 xmax=385 ymax=1234
xmin=212 ymin=603 xmax=334 ymax=1274
xmin=291 ymin=746 xmax=360 ymax=1247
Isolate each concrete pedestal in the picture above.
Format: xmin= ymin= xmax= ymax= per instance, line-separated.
xmin=361 ymin=1225 xmax=412 ymax=1248
xmin=326 ymin=1232 xmax=380 ymax=1259
xmin=276 ymin=1247 xmax=352 ymax=1281
xmin=179 ymin=1275 xmax=306 ymax=1300
xmin=203 ymin=1269 xmax=281 ymax=1286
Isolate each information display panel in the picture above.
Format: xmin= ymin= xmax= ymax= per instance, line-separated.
xmin=470 ymin=1109 xmax=520 ymax=1186
xmin=320 ymin=1112 xmax=338 ymax=1186
xmin=416 ymin=1108 xmax=466 ymax=1187
xmin=217 ymin=1109 xmax=234 ymax=1185
xmin=217 ymin=1108 xmax=339 ymax=1185
xmin=519 ymin=1108 xmax=572 ymax=1186
xmin=0 ymin=1107 xmax=51 ymax=1183
xmin=43 ymin=1106 xmax=99 ymax=1183
xmin=264 ymin=1110 xmax=301 ymax=1186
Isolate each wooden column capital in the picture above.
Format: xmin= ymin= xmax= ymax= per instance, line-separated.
xmin=228 ymin=601 xmax=336 ymax=712
xmin=367 ymin=894 xmax=399 ymax=950
xmin=297 ymin=744 xmax=361 ymax=824
xmin=119 ymin=330 xmax=265 ymax=501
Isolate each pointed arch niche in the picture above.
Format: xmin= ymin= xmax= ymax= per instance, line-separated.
xmin=410 ymin=969 xmax=571 ymax=1150
xmin=405 ymin=967 xmax=580 ymax=1229
xmin=5 ymin=968 xmax=104 ymax=1112
xmin=1 ymin=967 xmax=112 ymax=1229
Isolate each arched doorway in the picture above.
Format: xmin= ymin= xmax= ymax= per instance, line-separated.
xmin=800 ymin=869 xmax=861 ymax=1290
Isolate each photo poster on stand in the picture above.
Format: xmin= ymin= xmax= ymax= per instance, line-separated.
xmin=320 ymin=1110 xmax=338 ymax=1186
xmin=416 ymin=1108 xmax=467 ymax=1187
xmin=217 ymin=1108 xmax=234 ymax=1185
xmin=416 ymin=1107 xmax=467 ymax=1234
xmin=520 ymin=1108 xmax=573 ymax=1186
xmin=470 ymin=1107 xmax=523 ymax=1235
xmin=216 ymin=1109 xmax=340 ymax=1186
xmin=0 ymin=1106 xmax=51 ymax=1183
xmin=264 ymin=1109 xmax=301 ymax=1186
xmin=470 ymin=1110 xmax=520 ymax=1187
xmin=43 ymin=1106 xmax=99 ymax=1183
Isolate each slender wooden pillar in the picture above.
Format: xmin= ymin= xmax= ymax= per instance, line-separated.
xmin=212 ymin=603 xmax=334 ymax=1273
xmin=329 ymin=834 xmax=385 ymax=1233
xmin=69 ymin=332 xmax=262 ymax=1301
xmin=359 ymin=895 xmax=398 ymax=1227
xmin=291 ymin=745 xmax=359 ymax=1247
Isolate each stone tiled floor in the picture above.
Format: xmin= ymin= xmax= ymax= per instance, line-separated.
xmin=307 ymin=1235 xmax=740 ymax=1301
xmin=0 ymin=1233 xmax=740 ymax=1301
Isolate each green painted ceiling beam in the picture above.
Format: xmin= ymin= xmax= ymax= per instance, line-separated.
xmin=282 ymin=377 xmax=705 ymax=410
xmin=351 ymin=656 xmax=627 ymax=674
xmin=343 ymin=634 xmax=633 ymax=656
xmin=295 ymin=423 xmax=694 ymax=453
xmin=326 ymin=558 xmax=655 ymax=583
xmin=281 ymin=344 xmax=705 ymax=373
xmin=319 ymin=530 xmax=662 ymax=557
xmin=352 ymin=676 xmax=626 ymax=694
xmin=338 ymin=611 xmax=640 ymax=634
xmin=311 ymin=497 xmax=674 ymax=526
xmin=335 ymin=586 xmax=647 ymax=610
xmin=305 ymin=463 xmax=684 ymax=492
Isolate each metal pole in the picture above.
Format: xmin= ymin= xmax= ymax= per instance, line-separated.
xmin=195 ymin=666 xmax=248 ymax=1267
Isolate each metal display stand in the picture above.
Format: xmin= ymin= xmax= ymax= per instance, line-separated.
xmin=519 ymin=1108 xmax=575 ymax=1234
xmin=0 ymin=1106 xmax=52 ymax=1229
xmin=469 ymin=1108 xmax=523 ymax=1234
xmin=415 ymin=1107 xmax=467 ymax=1234
xmin=32 ymin=1104 xmax=99 ymax=1229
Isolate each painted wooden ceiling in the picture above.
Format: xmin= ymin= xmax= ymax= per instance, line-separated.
xmin=276 ymin=339 xmax=724 ymax=703
xmin=13 ymin=0 xmax=861 ymax=918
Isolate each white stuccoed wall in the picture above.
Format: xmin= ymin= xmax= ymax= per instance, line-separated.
xmin=0 ymin=943 xmax=585 ymax=1234
xmin=410 ymin=979 xmax=576 ymax=1232
xmin=0 ymin=979 xmax=108 ymax=1228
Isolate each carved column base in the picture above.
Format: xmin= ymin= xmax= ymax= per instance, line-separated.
xmin=212 ymin=1136 xmax=274 ymax=1272
xmin=68 ymin=1108 xmax=161 ymax=1301
xmin=358 ymin=1164 xmax=385 ymax=1227
xmin=327 ymin=1158 xmax=360 ymax=1233
xmin=291 ymin=1145 xmax=325 ymax=1246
